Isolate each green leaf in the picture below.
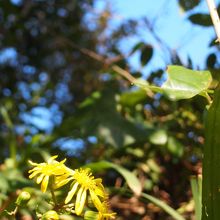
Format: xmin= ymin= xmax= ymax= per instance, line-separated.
xmin=141 ymin=193 xmax=185 ymax=220
xmin=149 ymin=129 xmax=168 ymax=145
xmin=161 ymin=65 xmax=212 ymax=100
xmin=202 ymin=84 xmax=220 ymax=219
xmin=178 ymin=0 xmax=200 ymax=11
xmin=167 ymin=137 xmax=184 ymax=158
xmin=190 ymin=176 xmax=202 ymax=220
xmin=130 ymin=42 xmax=145 ymax=55
xmin=206 ymin=53 xmax=217 ymax=68
xmin=133 ymin=66 xmax=212 ymax=101
xmin=140 ymin=44 xmax=153 ymax=66
xmin=188 ymin=13 xmax=212 ymax=26
xmin=120 ymin=89 xmax=147 ymax=107
xmin=86 ymin=161 xmax=142 ymax=195
xmin=55 ymin=88 xmax=151 ymax=147
xmin=0 ymin=172 xmax=9 ymax=193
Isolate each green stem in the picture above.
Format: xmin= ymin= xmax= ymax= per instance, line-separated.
xmin=0 ymin=107 xmax=17 ymax=166
xmin=50 ymin=188 xmax=57 ymax=207
xmin=9 ymin=137 xmax=16 ymax=166
xmin=202 ymin=84 xmax=220 ymax=220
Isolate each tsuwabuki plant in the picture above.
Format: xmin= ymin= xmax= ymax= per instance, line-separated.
xmin=11 ymin=156 xmax=116 ymax=220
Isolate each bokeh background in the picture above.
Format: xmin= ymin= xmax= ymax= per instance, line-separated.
xmin=0 ymin=0 xmax=220 ymax=219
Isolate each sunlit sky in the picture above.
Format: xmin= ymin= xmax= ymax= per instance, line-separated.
xmin=95 ymin=0 xmax=219 ymax=75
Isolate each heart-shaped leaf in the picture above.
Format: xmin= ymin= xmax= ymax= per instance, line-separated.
xmin=161 ymin=65 xmax=212 ymax=100
xmin=133 ymin=66 xmax=212 ymax=101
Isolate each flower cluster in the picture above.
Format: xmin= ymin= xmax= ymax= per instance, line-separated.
xmin=28 ymin=156 xmax=116 ymax=220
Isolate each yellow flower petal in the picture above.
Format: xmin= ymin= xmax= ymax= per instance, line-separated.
xmin=55 ymin=176 xmax=73 ymax=189
xmin=94 ymin=186 xmax=106 ymax=198
xmin=52 ymin=166 xmax=67 ymax=175
xmin=59 ymin=158 xmax=67 ymax=164
xmin=28 ymin=160 xmax=40 ymax=166
xmin=75 ymin=187 xmax=87 ymax=215
xmin=48 ymin=155 xmax=58 ymax=164
xmin=65 ymin=182 xmax=79 ymax=204
xmin=97 ymin=202 xmax=116 ymax=220
xmin=41 ymin=175 xmax=49 ymax=193
xmin=89 ymin=189 xmax=103 ymax=212
xmin=66 ymin=167 xmax=75 ymax=175
xmin=36 ymin=173 xmax=45 ymax=184
xmin=29 ymin=170 xmax=41 ymax=179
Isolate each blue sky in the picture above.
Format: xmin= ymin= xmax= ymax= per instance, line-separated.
xmin=95 ymin=0 xmax=219 ymax=75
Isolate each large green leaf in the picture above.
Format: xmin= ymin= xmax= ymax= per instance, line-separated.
xmin=161 ymin=65 xmax=212 ymax=100
xmin=141 ymin=193 xmax=185 ymax=220
xmin=133 ymin=66 xmax=212 ymax=101
xmin=55 ymin=88 xmax=151 ymax=147
xmin=86 ymin=161 xmax=142 ymax=195
xmin=202 ymin=84 xmax=220 ymax=219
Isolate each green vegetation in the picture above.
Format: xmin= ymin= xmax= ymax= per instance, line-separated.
xmin=0 ymin=0 xmax=219 ymax=219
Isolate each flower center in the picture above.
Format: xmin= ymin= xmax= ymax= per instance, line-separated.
xmin=73 ymin=169 xmax=95 ymax=189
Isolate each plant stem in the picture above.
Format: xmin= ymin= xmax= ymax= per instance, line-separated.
xmin=9 ymin=137 xmax=16 ymax=166
xmin=202 ymin=84 xmax=220 ymax=220
xmin=50 ymin=188 xmax=57 ymax=207
xmin=206 ymin=0 xmax=220 ymax=42
xmin=112 ymin=65 xmax=136 ymax=84
xmin=0 ymin=107 xmax=17 ymax=166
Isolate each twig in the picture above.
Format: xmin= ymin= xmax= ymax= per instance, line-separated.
xmin=206 ymin=0 xmax=220 ymax=43
xmin=142 ymin=18 xmax=173 ymax=65
xmin=53 ymin=36 xmax=125 ymax=65
xmin=53 ymin=36 xmax=154 ymax=97
xmin=112 ymin=65 xmax=136 ymax=84
xmin=71 ymin=43 xmax=154 ymax=97
xmin=59 ymin=37 xmax=138 ymax=84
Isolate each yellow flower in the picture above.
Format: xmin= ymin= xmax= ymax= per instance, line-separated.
xmin=65 ymin=168 xmax=107 ymax=216
xmin=28 ymin=155 xmax=67 ymax=193
xmin=84 ymin=204 xmax=116 ymax=220
xmin=97 ymin=201 xmax=116 ymax=220
xmin=42 ymin=210 xmax=59 ymax=220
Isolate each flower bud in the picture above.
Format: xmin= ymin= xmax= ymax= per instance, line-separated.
xmin=42 ymin=210 xmax=59 ymax=220
xmin=84 ymin=211 xmax=99 ymax=220
xmin=15 ymin=191 xmax=31 ymax=207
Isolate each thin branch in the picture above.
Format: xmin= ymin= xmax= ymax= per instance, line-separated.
xmin=112 ymin=65 xmax=136 ymax=84
xmin=142 ymin=18 xmax=173 ymax=65
xmin=53 ymin=36 xmax=125 ymax=65
xmin=53 ymin=36 xmax=154 ymax=97
xmin=206 ymin=0 xmax=220 ymax=43
xmin=58 ymin=37 xmax=138 ymax=83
